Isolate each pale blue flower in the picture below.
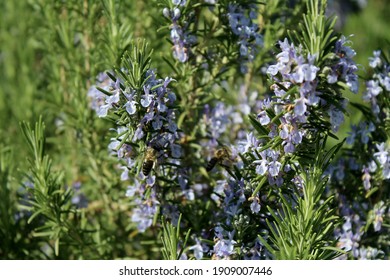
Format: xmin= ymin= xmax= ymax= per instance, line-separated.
xmin=268 ymin=160 xmax=281 ymax=177
xmin=294 ymin=95 xmax=307 ymax=116
xmin=213 ymin=234 xmax=236 ymax=258
xmin=126 ymin=185 xmax=138 ymax=197
xmin=250 ymin=197 xmax=261 ymax=214
xmin=125 ymin=100 xmax=137 ymax=115
xmin=369 ymin=50 xmax=381 ymax=68
xmin=292 ymin=63 xmax=319 ymax=83
xmin=97 ymin=104 xmax=111 ymax=117
xmin=374 ymin=143 xmax=388 ymax=165
xmin=258 ymin=111 xmax=270 ymax=125
xmin=373 ymin=201 xmax=386 ymax=232
xmin=140 ymin=86 xmax=153 ymax=107
xmin=190 ymin=238 xmax=205 ymax=260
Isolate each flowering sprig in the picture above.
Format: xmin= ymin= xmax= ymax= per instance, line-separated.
xmin=88 ymin=43 xmax=185 ymax=232
xmin=240 ymin=20 xmax=360 ymax=199
xmin=363 ymin=50 xmax=390 ymax=117
xmin=238 ymin=0 xmax=352 ymax=259
xmin=162 ymin=0 xmax=196 ymax=62
xmin=226 ymin=2 xmax=264 ymax=73
xmin=90 ymin=44 xmax=180 ymax=152
xmin=242 ymin=31 xmax=354 ymax=190
xmin=325 ymin=35 xmax=359 ymax=94
xmin=327 ymin=49 xmax=390 ymax=259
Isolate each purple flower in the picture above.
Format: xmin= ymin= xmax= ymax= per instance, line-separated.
xmin=294 ymin=95 xmax=307 ymax=116
xmin=258 ymin=111 xmax=270 ymax=125
xmin=291 ymin=61 xmax=319 ymax=83
xmin=373 ymin=143 xmax=390 ymax=179
xmin=369 ymin=50 xmax=381 ymax=68
xmin=213 ymin=230 xmax=237 ymax=258
xmin=268 ymin=160 xmax=281 ymax=177
xmin=361 ymin=166 xmax=371 ymax=191
xmin=152 ymin=115 xmax=164 ymax=130
xmin=372 ymin=201 xmax=386 ymax=232
xmin=331 ymin=36 xmax=359 ymax=93
xmin=335 ymin=215 xmax=362 ymax=257
xmin=172 ymin=0 xmax=186 ymax=7
xmin=131 ymin=198 xmax=159 ymax=232
xmin=266 ymin=64 xmax=279 ymax=76
xmin=327 ymin=71 xmax=338 ymax=84
xmin=120 ymin=165 xmax=130 ymax=181
xmin=126 ymin=185 xmax=138 ymax=197
xmin=189 ymin=238 xmax=205 ymax=260
xmin=253 ymin=148 xmax=282 ymax=178
xmin=250 ymin=196 xmax=261 ymax=214
xmin=227 ymin=4 xmax=263 ymax=73
xmin=374 ymin=143 xmax=388 ymax=165
xmin=164 ymin=3 xmax=194 ymax=63
xmin=146 ymin=174 xmax=156 ymax=186
xmin=71 ymin=182 xmax=88 ymax=209
xmin=133 ymin=125 xmax=145 ymax=140
xmin=125 ymin=100 xmax=137 ymax=115
xmin=364 ymin=80 xmax=383 ymax=101
xmin=171 ymin=143 xmax=182 ymax=158
xmin=379 ymin=75 xmax=390 ymax=91
xmin=140 ymin=86 xmax=153 ymax=107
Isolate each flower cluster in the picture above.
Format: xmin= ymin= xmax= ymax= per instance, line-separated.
xmin=210 ymin=179 xmax=246 ymax=259
xmin=202 ymin=102 xmax=232 ymax=149
xmin=208 ymin=173 xmax=268 ymax=259
xmin=227 ymin=3 xmax=263 ymax=73
xmin=363 ymin=50 xmax=390 ymax=115
xmin=129 ymin=181 xmax=159 ymax=232
xmin=253 ymin=147 xmax=286 ymax=186
xmin=346 ymin=121 xmax=375 ymax=145
xmin=263 ymin=36 xmax=359 ymax=152
xmin=163 ymin=0 xmax=196 ymax=62
xmin=88 ymin=67 xmax=184 ymax=231
xmin=90 ymin=69 xmax=179 ymax=147
xmin=334 ymin=195 xmax=386 ymax=260
xmin=200 ymin=91 xmax=258 ymax=164
xmin=326 ymin=36 xmax=359 ymax=94
xmin=327 ymin=50 xmax=389 ymax=259
xmin=334 ymin=207 xmax=363 ymax=258
xmin=262 ymin=39 xmax=318 ymax=158
xmin=212 ymin=225 xmax=237 ymax=259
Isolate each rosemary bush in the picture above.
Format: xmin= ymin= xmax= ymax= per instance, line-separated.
xmin=0 ymin=0 xmax=388 ymax=260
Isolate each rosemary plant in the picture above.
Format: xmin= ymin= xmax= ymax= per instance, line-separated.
xmin=0 ymin=0 xmax=388 ymax=260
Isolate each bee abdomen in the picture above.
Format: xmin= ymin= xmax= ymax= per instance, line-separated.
xmin=206 ymin=157 xmax=219 ymax=172
xmin=142 ymin=160 xmax=154 ymax=176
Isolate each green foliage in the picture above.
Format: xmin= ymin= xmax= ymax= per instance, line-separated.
xmin=259 ymin=139 xmax=344 ymax=259
xmin=20 ymin=118 xmax=71 ymax=256
xmin=0 ymin=0 xmax=388 ymax=260
xmin=161 ymin=215 xmax=191 ymax=260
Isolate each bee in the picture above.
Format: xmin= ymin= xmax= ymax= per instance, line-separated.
xmin=142 ymin=134 xmax=170 ymax=176
xmin=206 ymin=147 xmax=231 ymax=172
xmin=142 ymin=147 xmax=158 ymax=176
